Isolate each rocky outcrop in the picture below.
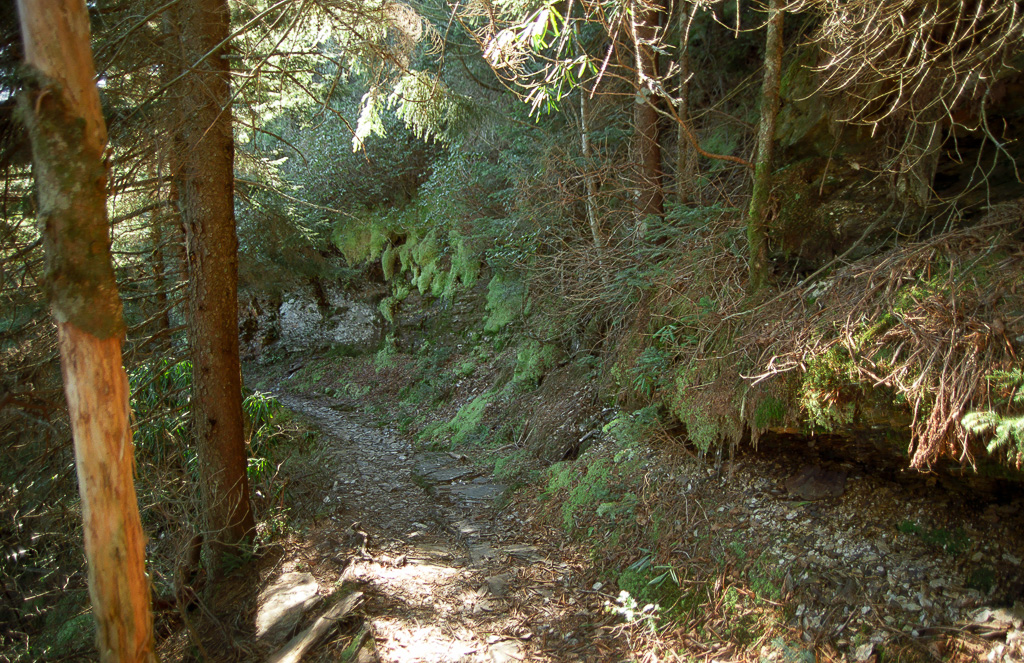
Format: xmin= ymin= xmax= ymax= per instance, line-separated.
xmin=279 ymin=290 xmax=379 ymax=352
xmin=240 ymin=284 xmax=382 ymax=359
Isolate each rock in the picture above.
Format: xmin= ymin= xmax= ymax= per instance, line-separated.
xmin=442 ymin=481 xmax=505 ymax=503
xmin=486 ymin=573 xmax=511 ymax=597
xmin=854 ymin=642 xmax=875 ymax=661
xmin=273 ymin=286 xmax=381 ymax=353
xmin=488 ymin=638 xmax=525 ymax=662
xmin=257 ymin=572 xmax=321 ymax=646
xmin=785 ymin=465 xmax=848 ymax=501
xmin=470 ymin=543 xmax=496 ymax=565
xmin=502 ymin=544 xmax=543 ymax=562
xmin=412 ymin=453 xmax=476 ymax=483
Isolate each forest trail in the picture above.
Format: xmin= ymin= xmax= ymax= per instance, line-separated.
xmin=242 ymin=362 xmax=1024 ymax=663
xmin=269 ymin=391 xmax=623 ymax=663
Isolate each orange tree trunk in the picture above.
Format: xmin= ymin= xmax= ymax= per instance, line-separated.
xmin=15 ymin=0 xmax=156 ymax=660
xmin=175 ymin=0 xmax=256 ymax=564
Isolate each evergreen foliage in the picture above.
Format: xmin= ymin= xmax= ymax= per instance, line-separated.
xmin=963 ymin=369 xmax=1024 ymax=467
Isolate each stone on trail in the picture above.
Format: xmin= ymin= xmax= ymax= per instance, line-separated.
xmin=487 ymin=638 xmax=525 ymax=662
xmin=785 ymin=464 xmax=848 ymax=501
xmin=469 ymin=542 xmax=496 ymax=565
xmin=442 ymin=480 xmax=505 ymax=503
xmin=412 ymin=451 xmax=486 ymax=483
xmin=485 ymin=573 xmax=511 ymax=597
xmin=256 ymin=572 xmax=321 ymax=645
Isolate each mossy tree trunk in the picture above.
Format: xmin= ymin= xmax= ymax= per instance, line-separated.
xmin=746 ymin=0 xmax=784 ymax=293
xmin=632 ymin=0 xmax=665 ymax=225
xmin=175 ymin=0 xmax=256 ymax=568
xmin=15 ymin=0 xmax=156 ymax=659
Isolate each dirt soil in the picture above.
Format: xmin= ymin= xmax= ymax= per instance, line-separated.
xmin=255 ymin=389 xmax=628 ymax=662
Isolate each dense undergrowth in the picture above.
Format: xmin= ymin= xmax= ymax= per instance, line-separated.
xmin=324 ymin=189 xmax=1024 ymax=475
xmin=0 ymin=352 xmax=315 ymax=660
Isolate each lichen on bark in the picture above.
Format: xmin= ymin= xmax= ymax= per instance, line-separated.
xmin=17 ymin=70 xmax=125 ymax=340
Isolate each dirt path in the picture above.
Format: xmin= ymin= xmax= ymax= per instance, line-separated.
xmin=273 ymin=392 xmax=622 ymax=663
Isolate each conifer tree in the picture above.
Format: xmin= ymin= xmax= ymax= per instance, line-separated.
xmin=16 ymin=0 xmax=156 ymax=658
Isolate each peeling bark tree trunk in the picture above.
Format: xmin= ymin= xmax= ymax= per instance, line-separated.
xmin=632 ymin=0 xmax=665 ymax=223
xmin=15 ymin=0 xmax=156 ymax=660
xmin=175 ymin=0 xmax=255 ymax=566
xmin=746 ymin=0 xmax=784 ymax=293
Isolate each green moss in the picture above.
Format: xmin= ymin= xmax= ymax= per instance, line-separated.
xmin=431 ymin=269 xmax=452 ymax=298
xmin=668 ymin=366 xmax=719 ymax=451
xmin=493 ymin=447 xmax=532 ymax=483
xmin=381 ymin=243 xmax=400 ymax=280
xmin=561 ymin=458 xmax=612 ymax=531
xmin=484 ymin=273 xmax=526 ymax=333
xmin=435 ymin=391 xmax=494 ymax=447
xmin=449 ymin=231 xmax=482 ymax=288
xmin=856 ymin=312 xmax=896 ymax=348
xmin=617 ymin=557 xmax=683 ymax=616
xmin=369 ymin=226 xmax=390 ymax=261
xmin=545 ymin=461 xmax=574 ymax=495
xmin=754 ymin=395 xmax=786 ymax=429
xmin=513 ymin=339 xmax=560 ymax=386
xmin=897 ymin=520 xmax=970 ymax=556
xmin=603 ymin=406 xmax=661 ymax=449
xmin=411 ymin=230 xmax=442 ymax=295
xmin=374 ymin=333 xmax=398 ymax=370
xmin=333 ymin=220 xmax=374 ymax=265
xmin=799 ymin=346 xmax=857 ymax=431
xmin=398 ymin=231 xmax=420 ymax=273
xmin=378 ymin=296 xmax=399 ymax=324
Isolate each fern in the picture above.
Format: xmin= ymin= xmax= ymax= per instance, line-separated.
xmin=962 ymin=369 xmax=1024 ymax=463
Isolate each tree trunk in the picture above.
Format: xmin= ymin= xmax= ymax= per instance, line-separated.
xmin=632 ymin=0 xmax=665 ymax=224
xmin=676 ymin=1 xmax=699 ymax=205
xmin=15 ymin=1 xmax=156 ymax=660
xmin=148 ymin=189 xmax=173 ymax=352
xmin=580 ymin=92 xmax=607 ymax=274
xmin=896 ymin=117 xmax=941 ymax=209
xmin=175 ymin=0 xmax=255 ymax=566
xmin=746 ymin=0 xmax=784 ymax=293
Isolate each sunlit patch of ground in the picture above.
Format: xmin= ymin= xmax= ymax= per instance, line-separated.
xmin=247 ymin=388 xmax=625 ymax=663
